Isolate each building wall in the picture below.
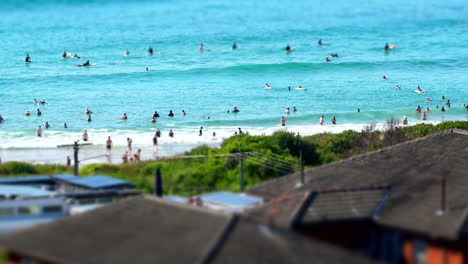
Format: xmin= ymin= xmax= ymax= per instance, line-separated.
xmin=403 ymin=239 xmax=464 ymax=264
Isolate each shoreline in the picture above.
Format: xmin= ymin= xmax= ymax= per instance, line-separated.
xmin=0 ymin=120 xmax=449 ymax=165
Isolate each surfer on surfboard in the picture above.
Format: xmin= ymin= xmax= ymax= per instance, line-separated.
xmin=77 ymin=60 xmax=92 ymax=66
xmin=25 ymin=54 xmax=31 ymax=63
xmin=285 ymin=44 xmax=292 ymax=52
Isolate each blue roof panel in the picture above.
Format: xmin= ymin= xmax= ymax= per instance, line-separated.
xmin=54 ymin=175 xmax=131 ymax=189
xmin=0 ymin=185 xmax=53 ymax=197
xmin=164 ymin=195 xmax=187 ymax=203
xmin=0 ymin=176 xmax=52 ymax=184
xmin=200 ymin=191 xmax=262 ymax=207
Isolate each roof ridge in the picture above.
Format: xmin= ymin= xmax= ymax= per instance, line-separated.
xmin=198 ymin=214 xmax=240 ymax=264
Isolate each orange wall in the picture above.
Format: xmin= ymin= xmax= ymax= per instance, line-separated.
xmin=403 ymin=240 xmax=464 ymax=264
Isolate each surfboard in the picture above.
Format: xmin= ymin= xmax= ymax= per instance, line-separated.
xmin=414 ymin=89 xmax=425 ymax=94
xmin=285 ymin=48 xmax=295 ymax=53
xmin=295 ymin=87 xmax=307 ymax=91
xmin=76 ymin=63 xmax=96 ymax=67
xmin=263 ymin=86 xmax=272 ymax=89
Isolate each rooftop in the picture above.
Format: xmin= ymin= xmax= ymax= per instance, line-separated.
xmin=247 ymin=130 xmax=468 ymax=240
xmin=0 ymin=196 xmax=374 ymax=264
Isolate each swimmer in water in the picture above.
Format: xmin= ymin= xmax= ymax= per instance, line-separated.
xmin=441 ymin=106 xmax=446 ymax=112
xmin=84 ymin=108 xmax=93 ymax=114
xmin=148 ymin=46 xmax=153 ymax=54
xmin=182 ymin=110 xmax=186 ymax=116
xmin=73 ymin=54 xmax=81 ymax=59
xmin=87 ymin=115 xmax=92 ymax=122
xmin=331 ymin=116 xmax=336 ymax=125
xmin=153 ymin=111 xmax=160 ymax=118
xmin=232 ymin=42 xmax=238 ymax=50
xmin=395 ymin=85 xmax=402 ymax=90
xmin=415 ymin=105 xmax=421 ymax=112
xmin=64 ymin=123 xmax=68 ymax=128
xmin=25 ymin=110 xmax=31 ymax=116
xmin=62 ymin=51 xmax=68 ymax=58
xmin=0 ymin=115 xmax=4 ymax=122
xmin=36 ymin=126 xmax=42 ymax=137
xmin=199 ymin=127 xmax=203 ymax=136
xmin=384 ymin=43 xmax=390 ymax=51
xmin=288 ymin=86 xmax=291 ymax=91
xmin=77 ymin=60 xmax=91 ymax=66
xmin=330 ymin=53 xmax=339 ymax=57
xmin=382 ymin=76 xmax=388 ymax=80
xmin=403 ymin=117 xmax=408 ymax=125
xmin=280 ymin=116 xmax=286 ymax=126
xmin=318 ymin=39 xmax=322 ymax=46
xmin=319 ymin=115 xmax=324 ymax=125
xmin=293 ymin=106 xmax=297 ymax=112
xmin=81 ymin=130 xmax=89 ymax=141
xmin=324 ymin=57 xmax=331 ymax=62
xmin=285 ymin=108 xmax=290 ymax=115
xmin=232 ymin=107 xmax=239 ymax=113
xmin=169 ymin=129 xmax=174 ymax=137
xmin=123 ymin=49 xmax=130 ymax=56
xmin=168 ymin=110 xmax=174 ymax=117
xmin=357 ymin=108 xmax=361 ymax=112
xmin=151 ymin=118 xmax=156 ymax=123
xmin=200 ymin=44 xmax=205 ymax=52
xmin=25 ymin=54 xmax=31 ymax=63
xmin=45 ymin=122 xmax=51 ymax=129
xmin=285 ymin=44 xmax=291 ymax=52
xmin=37 ymin=109 xmax=42 ymax=116
xmin=122 ymin=113 xmax=128 ymax=120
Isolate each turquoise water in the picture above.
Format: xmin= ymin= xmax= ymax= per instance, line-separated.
xmin=0 ymin=0 xmax=467 ymax=152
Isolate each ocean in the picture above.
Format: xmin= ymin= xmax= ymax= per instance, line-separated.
xmin=0 ymin=0 xmax=467 ymax=163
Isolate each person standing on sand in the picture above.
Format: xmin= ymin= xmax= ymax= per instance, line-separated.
xmin=319 ymin=115 xmax=324 ymax=125
xmin=36 ymin=126 xmax=42 ymax=137
xmin=169 ymin=129 xmax=174 ymax=137
xmin=156 ymin=128 xmax=161 ymax=137
xmin=331 ymin=116 xmax=336 ymax=125
xmin=106 ymin=136 xmax=112 ymax=154
xmin=127 ymin=137 xmax=133 ymax=151
xmin=82 ymin=130 xmax=89 ymax=141
xmin=280 ymin=116 xmax=286 ymax=126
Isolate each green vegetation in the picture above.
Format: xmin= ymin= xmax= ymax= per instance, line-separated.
xmin=0 ymin=121 xmax=466 ymax=195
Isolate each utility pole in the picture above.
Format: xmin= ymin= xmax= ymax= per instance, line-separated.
xmin=239 ymin=152 xmax=244 ymax=192
xmin=73 ymin=141 xmax=79 ymax=176
xmin=57 ymin=141 xmax=92 ymax=176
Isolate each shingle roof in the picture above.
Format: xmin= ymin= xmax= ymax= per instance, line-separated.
xmin=247 ymin=130 xmax=468 ymax=240
xmin=0 ymin=196 xmax=374 ymax=264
